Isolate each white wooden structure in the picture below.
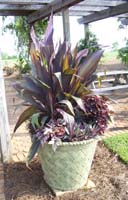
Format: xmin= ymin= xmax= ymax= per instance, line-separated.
xmin=0 ymin=0 xmax=128 ymax=162
xmin=91 ymin=70 xmax=128 ymax=94
xmin=0 ymin=52 xmax=12 ymax=162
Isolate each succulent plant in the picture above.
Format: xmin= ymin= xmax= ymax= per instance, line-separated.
xmin=13 ymin=15 xmax=110 ymax=163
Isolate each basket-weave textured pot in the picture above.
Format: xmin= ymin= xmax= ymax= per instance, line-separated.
xmin=38 ymin=138 xmax=98 ymax=191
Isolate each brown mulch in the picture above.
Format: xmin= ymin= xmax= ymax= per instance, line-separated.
xmin=4 ymin=142 xmax=128 ymax=200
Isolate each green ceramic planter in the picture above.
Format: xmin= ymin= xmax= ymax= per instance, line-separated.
xmin=38 ymin=138 xmax=98 ymax=191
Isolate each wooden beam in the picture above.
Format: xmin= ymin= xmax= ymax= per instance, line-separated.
xmin=78 ymin=0 xmax=127 ymax=7
xmin=28 ymin=0 xmax=85 ymax=23
xmin=70 ymin=5 xmax=107 ymax=12
xmin=68 ymin=11 xmax=92 ymax=16
xmin=0 ymin=4 xmax=42 ymax=10
xmin=62 ymin=9 xmax=70 ymax=43
xmin=78 ymin=2 xmax=128 ymax=24
xmin=0 ymin=54 xmax=12 ymax=163
xmin=118 ymin=13 xmax=128 ymax=18
xmin=0 ymin=10 xmax=32 ymax=16
xmin=84 ymin=23 xmax=89 ymax=39
xmin=0 ymin=0 xmax=50 ymax=4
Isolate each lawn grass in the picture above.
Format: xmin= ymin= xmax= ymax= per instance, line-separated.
xmin=2 ymin=58 xmax=17 ymax=66
xmin=103 ymin=132 xmax=128 ymax=164
xmin=100 ymin=50 xmax=119 ymax=63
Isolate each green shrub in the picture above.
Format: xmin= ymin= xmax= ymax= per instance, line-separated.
xmin=78 ymin=30 xmax=101 ymax=54
xmin=104 ymin=132 xmax=128 ymax=164
xmin=118 ymin=40 xmax=128 ymax=67
xmin=15 ymin=55 xmax=30 ymax=74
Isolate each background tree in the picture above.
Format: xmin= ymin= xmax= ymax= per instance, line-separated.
xmin=78 ymin=30 xmax=101 ymax=54
xmin=117 ymin=17 xmax=128 ymax=67
xmin=112 ymin=42 xmax=119 ymax=52
xmin=118 ymin=17 xmax=128 ymax=41
xmin=2 ymin=16 xmax=47 ymax=73
xmin=118 ymin=17 xmax=128 ymax=29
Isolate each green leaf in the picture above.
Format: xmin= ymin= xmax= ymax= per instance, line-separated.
xmin=41 ymin=116 xmax=49 ymax=127
xmin=31 ymin=113 xmax=41 ymax=129
xmin=59 ymin=99 xmax=75 ymax=116
xmin=26 ymin=137 xmax=40 ymax=164
xmin=64 ymin=68 xmax=75 ymax=75
xmin=14 ymin=106 xmax=38 ymax=133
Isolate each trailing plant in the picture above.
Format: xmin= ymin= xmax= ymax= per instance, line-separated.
xmin=13 ymin=15 xmax=110 ymax=163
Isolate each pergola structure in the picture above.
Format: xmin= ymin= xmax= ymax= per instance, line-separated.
xmin=0 ymin=0 xmax=128 ymax=163
xmin=0 ymin=0 xmax=127 ymax=40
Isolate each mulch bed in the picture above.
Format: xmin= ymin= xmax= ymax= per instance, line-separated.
xmin=4 ymin=142 xmax=128 ymax=200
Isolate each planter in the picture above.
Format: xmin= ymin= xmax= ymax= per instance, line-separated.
xmin=38 ymin=138 xmax=98 ymax=191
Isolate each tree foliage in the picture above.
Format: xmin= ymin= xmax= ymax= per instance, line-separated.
xmin=78 ymin=30 xmax=101 ymax=54
xmin=2 ymin=16 xmax=47 ymax=59
xmin=2 ymin=16 xmax=47 ymax=74
xmin=118 ymin=17 xmax=128 ymax=29
xmin=118 ymin=40 xmax=128 ymax=67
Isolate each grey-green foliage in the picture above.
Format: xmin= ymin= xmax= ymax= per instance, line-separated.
xmin=2 ymin=16 xmax=47 ymax=73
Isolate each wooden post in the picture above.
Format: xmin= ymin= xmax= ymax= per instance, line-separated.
xmin=0 ymin=51 xmax=12 ymax=163
xmin=84 ymin=23 xmax=89 ymax=40
xmin=62 ymin=9 xmax=70 ymax=45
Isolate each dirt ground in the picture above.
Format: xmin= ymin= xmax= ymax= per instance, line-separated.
xmin=3 ymin=60 xmax=128 ymax=200
xmin=4 ymin=143 xmax=128 ymax=200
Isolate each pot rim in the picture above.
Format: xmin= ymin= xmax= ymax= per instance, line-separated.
xmin=46 ymin=136 xmax=100 ymax=147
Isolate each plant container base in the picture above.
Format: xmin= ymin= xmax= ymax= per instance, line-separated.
xmin=52 ymin=179 xmax=96 ymax=196
xmin=38 ymin=138 xmax=98 ymax=192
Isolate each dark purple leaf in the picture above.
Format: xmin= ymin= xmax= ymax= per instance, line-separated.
xmin=78 ymin=50 xmax=103 ymax=83
xmin=40 ymin=45 xmax=53 ymax=66
xmin=71 ymin=95 xmax=86 ymax=112
xmin=76 ymin=48 xmax=88 ymax=65
xmin=85 ymin=74 xmax=97 ymax=86
xmin=13 ymin=82 xmax=23 ymax=93
xmin=14 ymin=106 xmax=38 ymax=133
xmin=52 ymin=73 xmax=62 ymax=95
xmin=57 ymin=108 xmax=75 ymax=136
xmin=20 ymin=90 xmax=46 ymax=111
xmin=53 ymin=41 xmax=66 ymax=72
xmin=59 ymin=99 xmax=75 ymax=116
xmin=27 ymin=137 xmax=40 ymax=164
xmin=22 ymin=75 xmax=43 ymax=95
xmin=30 ymin=27 xmax=40 ymax=51
xmin=43 ymin=14 xmax=54 ymax=47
